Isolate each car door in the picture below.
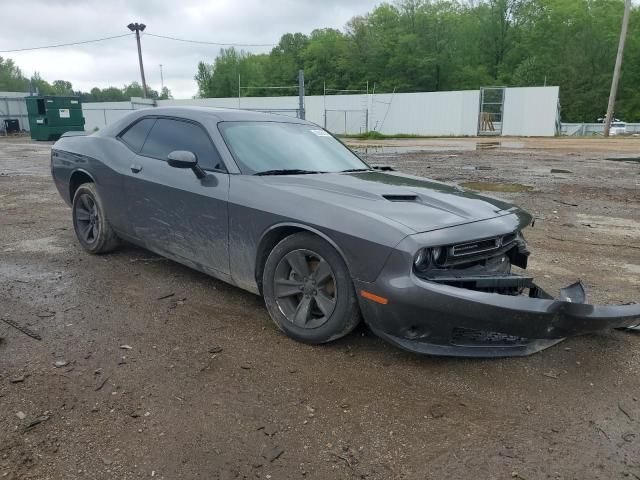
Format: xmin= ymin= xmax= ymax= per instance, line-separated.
xmin=123 ymin=116 xmax=230 ymax=277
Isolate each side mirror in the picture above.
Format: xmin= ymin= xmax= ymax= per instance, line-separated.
xmin=167 ymin=150 xmax=206 ymax=179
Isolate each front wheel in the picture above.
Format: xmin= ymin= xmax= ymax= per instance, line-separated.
xmin=262 ymin=232 xmax=360 ymax=344
xmin=72 ymin=183 xmax=119 ymax=254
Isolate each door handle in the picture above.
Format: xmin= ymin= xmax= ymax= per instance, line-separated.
xmin=130 ymin=164 xmax=142 ymax=174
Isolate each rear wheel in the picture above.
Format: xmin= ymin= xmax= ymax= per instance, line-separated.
xmin=263 ymin=232 xmax=360 ymax=344
xmin=72 ymin=183 xmax=119 ymax=254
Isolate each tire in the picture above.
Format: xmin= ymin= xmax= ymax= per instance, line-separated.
xmin=262 ymin=232 xmax=360 ymax=344
xmin=72 ymin=183 xmax=119 ymax=254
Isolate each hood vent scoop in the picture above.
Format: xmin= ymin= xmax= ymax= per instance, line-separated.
xmin=382 ymin=194 xmax=419 ymax=202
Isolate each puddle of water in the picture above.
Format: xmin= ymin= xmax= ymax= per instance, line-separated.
xmin=622 ymin=264 xmax=640 ymax=275
xmin=352 ymin=141 xmax=524 ymax=155
xmin=460 ymin=181 xmax=535 ymax=193
xmin=606 ymin=157 xmax=640 ymax=163
xmin=354 ymin=145 xmax=467 ymax=154
xmin=477 ymin=142 xmax=500 ymax=150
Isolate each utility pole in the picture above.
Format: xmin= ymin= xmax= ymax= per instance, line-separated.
xmin=127 ymin=22 xmax=148 ymax=98
xmin=604 ymin=0 xmax=631 ymax=137
xmin=159 ymin=64 xmax=164 ymax=91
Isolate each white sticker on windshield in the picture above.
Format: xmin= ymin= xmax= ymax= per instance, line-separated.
xmin=310 ymin=129 xmax=331 ymax=137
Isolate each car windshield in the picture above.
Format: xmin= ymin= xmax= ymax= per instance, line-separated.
xmin=218 ymin=121 xmax=369 ymax=175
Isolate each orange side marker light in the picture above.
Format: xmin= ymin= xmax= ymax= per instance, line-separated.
xmin=360 ymin=290 xmax=388 ymax=305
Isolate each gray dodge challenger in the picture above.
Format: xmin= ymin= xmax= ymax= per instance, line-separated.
xmin=51 ymin=107 xmax=640 ymax=357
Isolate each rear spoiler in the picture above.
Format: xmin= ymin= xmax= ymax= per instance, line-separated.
xmin=60 ymin=131 xmax=88 ymax=138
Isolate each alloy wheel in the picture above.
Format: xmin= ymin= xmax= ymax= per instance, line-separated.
xmin=273 ymin=249 xmax=337 ymax=329
xmin=74 ymin=193 xmax=100 ymax=244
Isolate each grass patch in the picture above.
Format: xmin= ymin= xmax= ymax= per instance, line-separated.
xmin=339 ymin=131 xmax=433 ymax=140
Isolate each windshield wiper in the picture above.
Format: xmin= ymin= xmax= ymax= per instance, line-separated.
xmin=254 ymin=169 xmax=326 ymax=176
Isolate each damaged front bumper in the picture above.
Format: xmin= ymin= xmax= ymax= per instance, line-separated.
xmin=356 ymin=218 xmax=640 ymax=357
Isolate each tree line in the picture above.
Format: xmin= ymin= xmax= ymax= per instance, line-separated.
xmin=195 ymin=0 xmax=640 ymax=123
xmin=2 ymin=0 xmax=639 ymax=122
xmin=0 ymin=57 xmax=171 ymax=102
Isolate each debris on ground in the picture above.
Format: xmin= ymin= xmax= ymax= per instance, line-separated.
xmin=95 ymin=375 xmax=111 ymax=391
xmin=554 ymin=199 xmax=579 ymax=207
xmin=24 ymin=415 xmax=50 ymax=431
xmin=10 ymin=375 xmax=26 ymax=383
xmin=53 ymin=360 xmax=69 ymax=368
xmin=622 ymin=432 xmax=636 ymax=443
xmin=167 ymin=297 xmax=187 ymax=309
xmin=119 ymin=344 xmax=132 ymax=350
xmin=16 ymin=411 xmax=26 ymax=420
xmin=618 ymin=402 xmax=634 ymax=422
xmin=259 ymin=425 xmax=278 ymax=437
xmin=265 ymin=446 xmax=285 ymax=462
xmin=429 ymin=404 xmax=445 ymax=419
xmin=1 ymin=318 xmax=42 ymax=340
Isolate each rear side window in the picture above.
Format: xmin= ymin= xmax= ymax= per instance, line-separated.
xmin=140 ymin=118 xmax=223 ymax=171
xmin=119 ymin=118 xmax=156 ymax=152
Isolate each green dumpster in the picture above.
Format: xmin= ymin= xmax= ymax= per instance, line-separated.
xmin=26 ymin=95 xmax=85 ymax=141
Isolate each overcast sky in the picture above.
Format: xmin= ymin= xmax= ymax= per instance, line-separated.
xmin=2 ymin=0 xmax=380 ymax=98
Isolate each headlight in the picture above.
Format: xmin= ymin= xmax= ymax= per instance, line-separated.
xmin=414 ymin=248 xmax=429 ymax=269
xmin=414 ymin=246 xmax=446 ymax=272
xmin=414 ymin=248 xmax=432 ymax=272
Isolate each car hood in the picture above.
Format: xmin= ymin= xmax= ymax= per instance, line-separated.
xmin=258 ymin=170 xmax=530 ymax=233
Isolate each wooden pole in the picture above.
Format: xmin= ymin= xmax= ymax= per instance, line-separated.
xmin=604 ymin=0 xmax=631 ymax=137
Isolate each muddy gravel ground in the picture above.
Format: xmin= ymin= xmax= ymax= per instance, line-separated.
xmin=1 ymin=136 xmax=639 ymax=480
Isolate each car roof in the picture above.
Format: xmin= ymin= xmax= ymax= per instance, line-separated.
xmin=98 ymin=106 xmax=311 ymax=137
xmin=151 ymin=106 xmax=309 ymax=122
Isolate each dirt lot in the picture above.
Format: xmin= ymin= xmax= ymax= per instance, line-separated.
xmin=1 ymin=135 xmax=639 ymax=480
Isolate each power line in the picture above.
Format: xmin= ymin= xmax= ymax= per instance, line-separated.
xmin=0 ymin=31 xmax=276 ymax=54
xmin=0 ymin=33 xmax=133 ymax=53
xmin=143 ymin=32 xmax=276 ymax=47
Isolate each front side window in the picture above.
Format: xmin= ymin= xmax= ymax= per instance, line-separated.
xmin=140 ymin=118 xmax=223 ymax=171
xmin=218 ymin=121 xmax=368 ymax=174
xmin=119 ymin=118 xmax=156 ymax=153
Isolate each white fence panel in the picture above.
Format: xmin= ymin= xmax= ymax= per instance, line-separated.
xmin=0 ymin=92 xmax=30 ymax=132
xmin=80 ymin=86 xmax=561 ymax=137
xmin=502 ymin=86 xmax=559 ymax=136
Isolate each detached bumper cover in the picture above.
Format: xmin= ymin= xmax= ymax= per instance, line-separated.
xmin=356 ymin=251 xmax=640 ymax=357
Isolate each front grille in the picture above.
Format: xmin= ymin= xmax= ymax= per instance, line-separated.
xmin=450 ymin=232 xmax=518 ymax=258
xmin=451 ymin=237 xmax=500 ymax=257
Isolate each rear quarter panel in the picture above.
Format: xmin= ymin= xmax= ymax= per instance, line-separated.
xmin=51 ymin=135 xmax=135 ymax=233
